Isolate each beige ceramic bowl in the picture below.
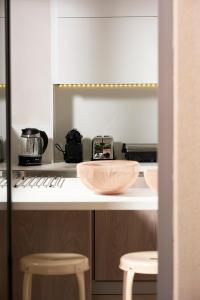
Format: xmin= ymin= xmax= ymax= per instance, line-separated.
xmin=144 ymin=169 xmax=158 ymax=193
xmin=77 ymin=160 xmax=140 ymax=195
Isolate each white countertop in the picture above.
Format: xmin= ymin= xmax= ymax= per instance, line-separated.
xmin=0 ymin=177 xmax=158 ymax=210
xmin=0 ymin=162 xmax=77 ymax=172
xmin=0 ymin=161 xmax=157 ymax=172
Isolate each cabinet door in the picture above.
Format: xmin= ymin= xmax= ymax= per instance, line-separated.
xmin=54 ymin=0 xmax=158 ymax=17
xmin=95 ymin=211 xmax=157 ymax=281
xmin=0 ymin=18 xmax=5 ymax=84
xmin=12 ymin=211 xmax=92 ymax=300
xmin=53 ymin=17 xmax=158 ymax=84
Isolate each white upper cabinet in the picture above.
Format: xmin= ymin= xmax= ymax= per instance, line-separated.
xmin=54 ymin=0 xmax=158 ymax=17
xmin=53 ymin=17 xmax=158 ymax=84
xmin=0 ymin=18 xmax=5 ymax=84
xmin=52 ymin=0 xmax=158 ymax=84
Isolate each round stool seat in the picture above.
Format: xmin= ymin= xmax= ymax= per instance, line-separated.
xmin=20 ymin=253 xmax=89 ymax=275
xmin=119 ymin=251 xmax=158 ymax=274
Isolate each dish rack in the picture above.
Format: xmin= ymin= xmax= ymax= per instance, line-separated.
xmin=0 ymin=177 xmax=7 ymax=188
xmin=14 ymin=176 xmax=65 ymax=188
xmin=0 ymin=176 xmax=65 ymax=188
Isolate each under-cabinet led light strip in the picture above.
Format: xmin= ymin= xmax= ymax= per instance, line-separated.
xmin=0 ymin=84 xmax=6 ymax=88
xmin=58 ymin=83 xmax=158 ymax=88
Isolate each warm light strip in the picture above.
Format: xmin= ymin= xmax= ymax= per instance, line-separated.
xmin=58 ymin=83 xmax=158 ymax=88
xmin=0 ymin=84 xmax=6 ymax=88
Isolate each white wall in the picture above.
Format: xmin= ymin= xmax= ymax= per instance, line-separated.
xmin=54 ymin=86 xmax=158 ymax=161
xmin=0 ymin=89 xmax=6 ymax=140
xmin=0 ymin=0 xmax=6 ymax=161
xmin=0 ymin=89 xmax=6 ymax=162
xmin=0 ymin=4 xmax=5 ymax=84
xmin=0 ymin=0 xmax=5 ymax=140
xmin=11 ymin=0 xmax=53 ymax=163
xmin=0 ymin=0 xmax=4 ymax=17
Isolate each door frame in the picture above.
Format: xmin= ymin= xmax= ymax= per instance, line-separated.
xmin=5 ymin=0 xmax=13 ymax=299
xmin=158 ymin=1 xmax=174 ymax=299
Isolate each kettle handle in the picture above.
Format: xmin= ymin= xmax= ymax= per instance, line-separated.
xmin=40 ymin=131 xmax=48 ymax=154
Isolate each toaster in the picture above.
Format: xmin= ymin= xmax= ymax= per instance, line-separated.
xmin=92 ymin=135 xmax=114 ymax=160
xmin=122 ymin=143 xmax=157 ymax=162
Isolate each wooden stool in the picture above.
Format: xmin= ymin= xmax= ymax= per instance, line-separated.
xmin=20 ymin=253 xmax=90 ymax=300
xmin=119 ymin=251 xmax=158 ymax=300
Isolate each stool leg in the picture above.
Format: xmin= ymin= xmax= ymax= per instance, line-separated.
xmin=22 ymin=272 xmax=32 ymax=300
xmin=76 ymin=272 xmax=86 ymax=300
xmin=123 ymin=271 xmax=135 ymax=300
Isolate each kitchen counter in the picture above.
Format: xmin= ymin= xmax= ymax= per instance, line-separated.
xmin=0 ymin=162 xmax=77 ymax=172
xmin=0 ymin=161 xmax=157 ymax=172
xmin=0 ymin=177 xmax=157 ymax=210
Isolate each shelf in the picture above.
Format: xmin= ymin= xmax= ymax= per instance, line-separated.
xmin=58 ymin=83 xmax=159 ymax=88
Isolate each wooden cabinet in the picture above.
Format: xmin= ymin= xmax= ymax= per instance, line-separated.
xmin=53 ymin=17 xmax=157 ymax=84
xmin=0 ymin=211 xmax=8 ymax=300
xmin=0 ymin=209 xmax=157 ymax=299
xmin=94 ymin=211 xmax=157 ymax=281
xmin=12 ymin=211 xmax=92 ymax=300
xmin=93 ymin=296 xmax=156 ymax=300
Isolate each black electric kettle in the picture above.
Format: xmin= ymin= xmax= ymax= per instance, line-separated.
xmin=18 ymin=128 xmax=48 ymax=166
xmin=55 ymin=129 xmax=83 ymax=163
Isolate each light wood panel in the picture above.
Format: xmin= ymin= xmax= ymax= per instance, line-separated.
xmin=0 ymin=211 xmax=8 ymax=300
xmin=95 ymin=211 xmax=157 ymax=281
xmin=12 ymin=211 xmax=92 ymax=300
xmin=93 ymin=295 xmax=156 ymax=300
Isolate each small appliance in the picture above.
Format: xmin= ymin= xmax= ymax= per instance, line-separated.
xmin=18 ymin=128 xmax=48 ymax=166
xmin=55 ymin=129 xmax=83 ymax=163
xmin=122 ymin=143 xmax=157 ymax=162
xmin=92 ymin=135 xmax=114 ymax=160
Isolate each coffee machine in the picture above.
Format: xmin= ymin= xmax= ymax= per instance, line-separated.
xmin=55 ymin=129 xmax=83 ymax=163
